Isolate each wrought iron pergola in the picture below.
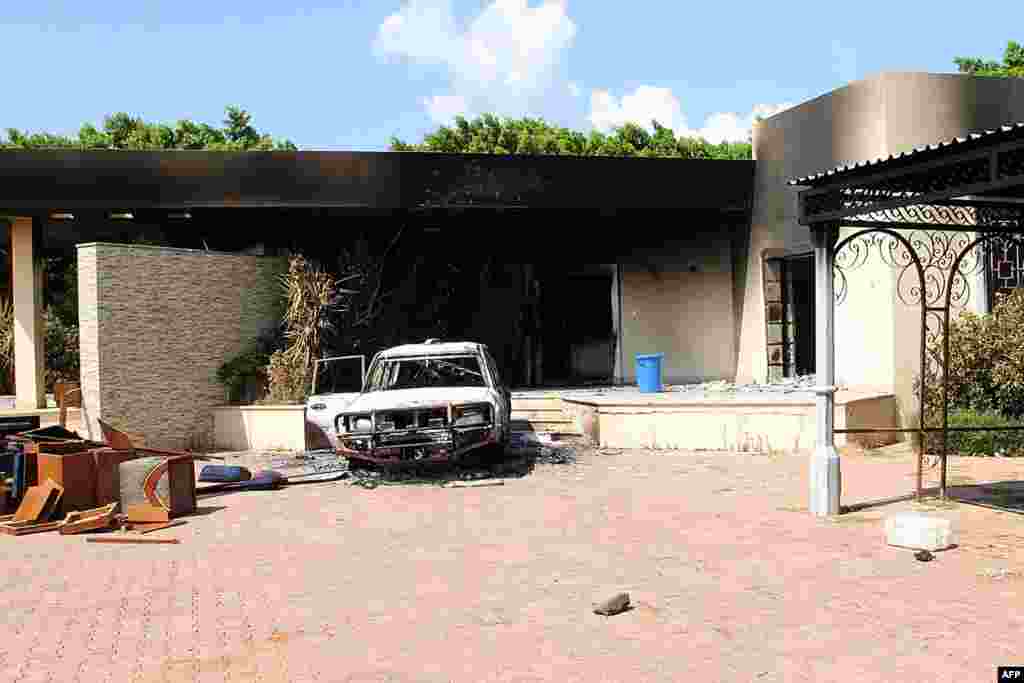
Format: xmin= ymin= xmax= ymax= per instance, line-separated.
xmin=790 ymin=122 xmax=1024 ymax=516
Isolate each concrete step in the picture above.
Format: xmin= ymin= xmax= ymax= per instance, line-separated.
xmin=511 ymin=397 xmax=567 ymax=412
xmin=509 ymin=411 xmax=569 ymax=421
xmin=510 ymin=418 xmax=580 ymax=435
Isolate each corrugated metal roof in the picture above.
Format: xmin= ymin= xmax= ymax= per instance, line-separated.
xmin=788 ymin=122 xmax=1024 ymax=186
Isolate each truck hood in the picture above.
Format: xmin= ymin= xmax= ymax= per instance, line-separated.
xmin=340 ymin=387 xmax=497 ymax=414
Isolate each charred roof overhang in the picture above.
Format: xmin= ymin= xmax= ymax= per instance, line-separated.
xmin=0 ymin=150 xmax=755 ymax=215
xmin=789 ymin=123 xmax=1024 ymax=231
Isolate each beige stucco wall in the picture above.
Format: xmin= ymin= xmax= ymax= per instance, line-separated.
xmin=741 ymin=71 xmax=1024 ymax=428
xmin=616 ymin=229 xmax=738 ymax=385
xmin=620 ymin=268 xmax=734 ymax=385
xmin=212 ymin=405 xmax=305 ymax=451
xmin=78 ymin=243 xmax=286 ymax=449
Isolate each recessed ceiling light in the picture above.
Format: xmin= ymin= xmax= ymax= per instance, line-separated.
xmin=109 ymin=211 xmax=134 ymax=220
xmin=49 ymin=212 xmax=74 ymax=221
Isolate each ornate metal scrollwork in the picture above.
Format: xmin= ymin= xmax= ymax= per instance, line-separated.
xmin=976 ymin=204 xmax=1024 ymax=230
xmin=846 ymin=203 xmax=978 ymax=228
xmin=833 ymin=229 xmax=981 ymax=308
xmin=997 ymin=147 xmax=1024 ymax=179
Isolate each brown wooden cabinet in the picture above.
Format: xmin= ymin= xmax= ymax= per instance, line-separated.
xmin=36 ymin=451 xmax=96 ymax=514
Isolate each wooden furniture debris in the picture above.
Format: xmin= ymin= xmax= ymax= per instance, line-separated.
xmin=56 ymin=384 xmax=81 ymax=429
xmin=13 ymin=479 xmax=64 ymax=522
xmin=125 ymin=503 xmax=170 ymax=523
xmin=0 ymin=519 xmax=65 ymax=536
xmin=91 ymin=448 xmax=140 ymax=506
xmin=120 ymin=456 xmax=196 ymax=517
xmin=59 ymin=503 xmax=119 ymax=535
xmin=98 ymin=419 xmax=142 ymax=449
xmin=0 ymin=479 xmax=65 ymax=535
xmin=87 ymin=536 xmax=179 ymax=544
xmin=37 ymin=449 xmax=97 ymax=513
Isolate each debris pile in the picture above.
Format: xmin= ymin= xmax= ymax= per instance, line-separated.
xmin=0 ymin=423 xmax=206 ymax=543
xmin=667 ymin=374 xmax=833 ymax=397
xmin=276 ymin=435 xmax=579 ymax=489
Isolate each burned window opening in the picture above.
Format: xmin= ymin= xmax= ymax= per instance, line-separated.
xmin=764 ymin=254 xmax=815 ymax=381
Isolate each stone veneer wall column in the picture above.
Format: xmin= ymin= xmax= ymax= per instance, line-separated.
xmin=77 ymin=243 xmax=287 ymax=450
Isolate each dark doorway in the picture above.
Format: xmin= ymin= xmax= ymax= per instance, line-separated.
xmin=765 ymin=254 xmax=815 ymax=380
xmin=539 ymin=266 xmax=615 ymax=386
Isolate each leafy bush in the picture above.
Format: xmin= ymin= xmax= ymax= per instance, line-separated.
xmin=217 ymin=327 xmax=285 ymax=404
xmin=264 ymin=349 xmax=308 ymax=404
xmin=216 ymin=348 xmax=270 ymax=403
xmin=915 ymin=289 xmax=1024 ymax=453
xmin=0 ymin=298 xmax=13 ymax=394
xmin=44 ymin=308 xmax=80 ymax=390
xmin=0 ymin=301 xmax=79 ymax=394
xmin=946 ymin=408 xmax=1024 ymax=456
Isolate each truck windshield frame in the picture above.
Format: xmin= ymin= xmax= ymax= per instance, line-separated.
xmin=364 ymin=354 xmax=488 ymax=392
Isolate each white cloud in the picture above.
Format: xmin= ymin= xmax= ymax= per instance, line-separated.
xmin=374 ymin=0 xmax=577 ymax=124
xmin=589 ymin=86 xmax=794 ymax=143
xmin=423 ymin=94 xmax=468 ymax=123
xmin=589 ymin=85 xmax=685 ymax=133
xmin=374 ymin=2 xmax=794 ymax=139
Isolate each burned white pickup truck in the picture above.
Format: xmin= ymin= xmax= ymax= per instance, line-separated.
xmin=305 ymin=340 xmax=511 ymax=466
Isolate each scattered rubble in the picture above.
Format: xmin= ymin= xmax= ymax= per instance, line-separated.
xmin=978 ymin=567 xmax=1022 ymax=580
xmin=666 ymin=374 xmax=837 ymax=398
xmin=443 ymin=480 xmax=504 ymax=489
xmin=593 ymin=592 xmax=631 ymax=616
xmin=275 ymin=437 xmax=580 ymax=489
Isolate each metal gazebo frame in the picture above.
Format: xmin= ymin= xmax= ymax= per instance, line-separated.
xmin=790 ymin=123 xmax=1024 ymax=516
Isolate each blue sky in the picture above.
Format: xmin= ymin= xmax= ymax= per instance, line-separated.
xmin=1 ymin=1 xmax=1021 ymax=150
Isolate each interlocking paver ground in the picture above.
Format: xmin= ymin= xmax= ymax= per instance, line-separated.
xmin=1 ymin=445 xmax=1022 ymax=682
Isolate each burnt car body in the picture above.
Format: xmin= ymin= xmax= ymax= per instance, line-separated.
xmin=329 ymin=341 xmax=511 ymax=466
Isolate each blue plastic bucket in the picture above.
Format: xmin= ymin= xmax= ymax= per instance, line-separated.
xmin=635 ymin=353 xmax=665 ymax=393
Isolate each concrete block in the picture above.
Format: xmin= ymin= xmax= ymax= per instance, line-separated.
xmin=884 ymin=513 xmax=956 ymax=551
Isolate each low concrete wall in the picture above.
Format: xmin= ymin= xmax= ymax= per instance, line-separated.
xmin=212 ymin=405 xmax=306 ymax=451
xmin=566 ymin=391 xmax=898 ymax=452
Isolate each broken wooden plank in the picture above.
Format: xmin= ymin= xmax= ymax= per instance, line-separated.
xmin=0 ymin=520 xmax=65 ymax=536
xmin=59 ymin=503 xmax=119 ymax=535
xmin=87 ymin=536 xmax=179 ymax=544
xmin=14 ymin=479 xmax=64 ymax=523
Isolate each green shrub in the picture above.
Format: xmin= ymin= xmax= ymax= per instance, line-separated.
xmin=216 ymin=348 xmax=270 ymax=403
xmin=915 ymin=289 xmax=1024 ymax=452
xmin=264 ymin=349 xmax=308 ymax=404
xmin=946 ymin=408 xmax=1024 ymax=456
xmin=44 ymin=308 xmax=80 ymax=390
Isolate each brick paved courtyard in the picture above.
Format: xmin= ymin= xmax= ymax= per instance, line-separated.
xmin=1 ymin=445 xmax=1022 ymax=682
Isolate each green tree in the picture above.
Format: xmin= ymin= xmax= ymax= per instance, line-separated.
xmin=954 ymin=40 xmax=1024 ymax=77
xmin=1 ymin=106 xmax=298 ymax=151
xmin=0 ymin=107 xmax=297 ymax=393
xmin=390 ymin=114 xmax=752 ymax=159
